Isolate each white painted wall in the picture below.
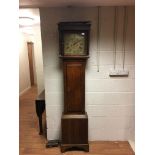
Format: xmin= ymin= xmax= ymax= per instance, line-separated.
xmin=19 ymin=31 xmax=31 ymax=95
xmin=40 ymin=6 xmax=135 ymax=141
xmin=33 ymin=24 xmax=44 ymax=95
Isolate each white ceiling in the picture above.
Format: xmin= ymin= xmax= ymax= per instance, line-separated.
xmin=20 ymin=0 xmax=135 ymax=8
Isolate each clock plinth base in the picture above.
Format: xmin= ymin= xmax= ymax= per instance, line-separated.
xmin=61 ymin=113 xmax=89 ymax=153
xmin=61 ymin=144 xmax=89 ymax=153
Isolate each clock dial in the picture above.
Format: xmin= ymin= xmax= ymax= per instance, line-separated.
xmin=64 ymin=33 xmax=86 ymax=55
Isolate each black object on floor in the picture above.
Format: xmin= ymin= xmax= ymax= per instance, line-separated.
xmin=46 ymin=140 xmax=60 ymax=148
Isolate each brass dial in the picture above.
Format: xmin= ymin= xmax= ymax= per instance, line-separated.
xmin=64 ymin=33 xmax=86 ymax=55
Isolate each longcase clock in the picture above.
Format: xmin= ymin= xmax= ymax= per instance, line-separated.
xmin=58 ymin=21 xmax=91 ymax=153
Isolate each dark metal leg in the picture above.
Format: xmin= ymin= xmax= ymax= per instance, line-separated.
xmin=39 ymin=116 xmax=43 ymax=135
xmin=35 ymin=91 xmax=45 ymax=135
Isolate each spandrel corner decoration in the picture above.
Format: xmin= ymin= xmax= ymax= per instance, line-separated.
xmin=58 ymin=21 xmax=91 ymax=153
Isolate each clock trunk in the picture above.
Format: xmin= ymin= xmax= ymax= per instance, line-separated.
xmin=63 ymin=60 xmax=85 ymax=114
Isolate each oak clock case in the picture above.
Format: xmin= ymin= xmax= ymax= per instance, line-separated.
xmin=58 ymin=22 xmax=91 ymax=153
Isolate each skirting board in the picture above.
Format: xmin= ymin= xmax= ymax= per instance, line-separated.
xmin=128 ymin=140 xmax=135 ymax=152
xmin=19 ymin=86 xmax=31 ymax=96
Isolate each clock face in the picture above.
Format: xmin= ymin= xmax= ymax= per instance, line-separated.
xmin=63 ymin=32 xmax=86 ymax=55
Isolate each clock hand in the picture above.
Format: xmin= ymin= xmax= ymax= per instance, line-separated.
xmin=73 ymin=40 xmax=80 ymax=46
